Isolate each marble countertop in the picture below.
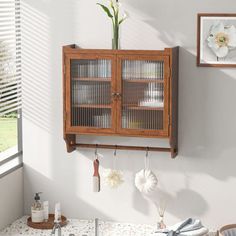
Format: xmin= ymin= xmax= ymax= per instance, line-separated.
xmin=0 ymin=216 xmax=216 ymax=236
xmin=0 ymin=216 xmax=156 ymax=236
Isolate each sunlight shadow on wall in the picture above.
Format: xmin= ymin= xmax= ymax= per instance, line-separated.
xmin=22 ymin=1 xmax=53 ymax=133
xmin=121 ymin=2 xmax=187 ymax=50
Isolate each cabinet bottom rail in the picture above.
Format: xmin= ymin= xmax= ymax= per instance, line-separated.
xmin=71 ymin=143 xmax=171 ymax=153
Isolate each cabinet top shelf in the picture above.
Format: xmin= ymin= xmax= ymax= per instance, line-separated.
xmin=63 ymin=44 xmax=178 ymax=56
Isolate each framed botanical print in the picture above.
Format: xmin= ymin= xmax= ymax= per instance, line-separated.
xmin=197 ymin=13 xmax=236 ymax=67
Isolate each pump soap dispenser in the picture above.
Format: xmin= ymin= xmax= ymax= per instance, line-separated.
xmin=31 ymin=192 xmax=44 ymax=223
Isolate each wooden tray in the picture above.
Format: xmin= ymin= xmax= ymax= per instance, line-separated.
xmin=27 ymin=214 xmax=67 ymax=229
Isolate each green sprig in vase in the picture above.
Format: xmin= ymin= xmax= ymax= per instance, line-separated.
xmin=97 ymin=0 xmax=127 ymax=50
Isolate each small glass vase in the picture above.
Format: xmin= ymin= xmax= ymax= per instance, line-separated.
xmin=112 ymin=24 xmax=120 ymax=50
xmin=157 ymin=215 xmax=166 ymax=230
xmin=157 ymin=202 xmax=167 ymax=230
xmin=112 ymin=38 xmax=120 ymax=50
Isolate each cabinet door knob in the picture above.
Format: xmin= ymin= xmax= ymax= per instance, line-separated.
xmin=111 ymin=92 xmax=117 ymax=98
xmin=116 ymin=93 xmax=122 ymax=98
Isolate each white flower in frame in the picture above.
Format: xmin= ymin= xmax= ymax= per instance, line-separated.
xmin=207 ymin=21 xmax=236 ymax=58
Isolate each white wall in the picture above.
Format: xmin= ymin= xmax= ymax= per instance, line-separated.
xmin=0 ymin=168 xmax=23 ymax=230
xmin=22 ymin=0 xmax=236 ymax=230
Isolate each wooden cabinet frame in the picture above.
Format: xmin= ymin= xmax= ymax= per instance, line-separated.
xmin=63 ymin=45 xmax=179 ymax=158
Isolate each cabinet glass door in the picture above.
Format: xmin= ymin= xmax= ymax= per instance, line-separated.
xmin=66 ymin=55 xmax=116 ymax=133
xmin=117 ymin=56 xmax=169 ymax=136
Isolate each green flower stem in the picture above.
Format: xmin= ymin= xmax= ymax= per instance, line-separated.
xmin=112 ymin=8 xmax=119 ymax=49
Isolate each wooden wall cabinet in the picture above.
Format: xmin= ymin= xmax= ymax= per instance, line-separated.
xmin=63 ymin=45 xmax=179 ymax=158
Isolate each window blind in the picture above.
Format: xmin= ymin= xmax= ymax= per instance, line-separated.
xmin=0 ymin=0 xmax=21 ymax=116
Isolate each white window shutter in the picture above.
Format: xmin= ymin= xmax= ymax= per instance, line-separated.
xmin=0 ymin=0 xmax=21 ymax=116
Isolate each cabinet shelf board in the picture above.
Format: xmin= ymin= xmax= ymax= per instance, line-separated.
xmin=123 ymin=79 xmax=164 ymax=83
xmin=72 ymin=77 xmax=112 ymax=82
xmin=73 ymin=104 xmax=111 ymax=109
xmin=123 ymin=105 xmax=164 ymax=110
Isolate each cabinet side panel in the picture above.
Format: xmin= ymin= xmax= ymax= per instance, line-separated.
xmin=63 ymin=47 xmax=76 ymax=152
xmin=170 ymin=47 xmax=179 ymax=158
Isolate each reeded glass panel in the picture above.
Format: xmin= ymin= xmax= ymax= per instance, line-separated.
xmin=122 ymin=60 xmax=164 ymax=130
xmin=122 ymin=60 xmax=164 ymax=80
xmin=71 ymin=59 xmax=112 ymax=128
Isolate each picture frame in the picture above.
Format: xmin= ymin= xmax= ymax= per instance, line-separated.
xmin=197 ymin=13 xmax=236 ymax=67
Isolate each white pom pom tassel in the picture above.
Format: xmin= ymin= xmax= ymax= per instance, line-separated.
xmin=135 ymin=169 xmax=158 ymax=194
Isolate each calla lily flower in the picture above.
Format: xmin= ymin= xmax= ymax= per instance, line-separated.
xmin=207 ymin=21 xmax=236 ymax=58
xmin=110 ymin=0 xmax=120 ymax=10
xmin=97 ymin=0 xmax=127 ymax=49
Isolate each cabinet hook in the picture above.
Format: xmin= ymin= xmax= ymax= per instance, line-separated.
xmin=95 ymin=144 xmax=98 ymax=159
xmin=114 ymin=145 xmax=117 ymax=157
xmin=146 ymin=147 xmax=149 ymax=158
xmin=145 ymin=147 xmax=149 ymax=169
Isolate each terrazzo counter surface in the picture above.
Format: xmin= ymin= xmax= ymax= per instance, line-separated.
xmin=0 ymin=216 xmax=155 ymax=236
xmin=0 ymin=216 xmax=216 ymax=236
